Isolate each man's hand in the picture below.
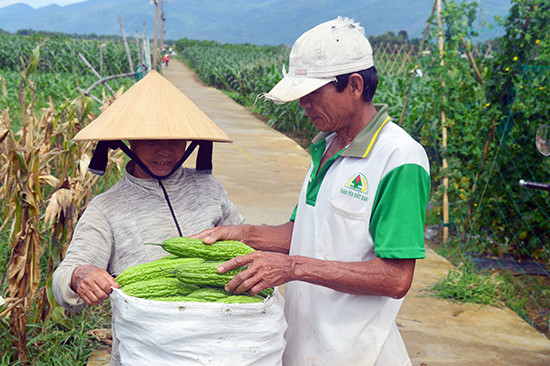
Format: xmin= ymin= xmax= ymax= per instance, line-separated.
xmin=191 ymin=222 xmax=293 ymax=254
xmin=218 ymin=251 xmax=295 ymax=296
xmin=221 ymin=254 xmax=416 ymax=299
xmin=71 ymin=264 xmax=119 ymax=306
xmin=190 ymin=225 xmax=245 ymax=244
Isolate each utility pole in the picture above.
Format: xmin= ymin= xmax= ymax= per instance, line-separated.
xmin=152 ymin=0 xmax=159 ymax=70
xmin=159 ymin=0 xmax=165 ymax=56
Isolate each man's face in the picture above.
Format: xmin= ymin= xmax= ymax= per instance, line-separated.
xmin=298 ymin=82 xmax=353 ymax=134
xmin=129 ymin=139 xmax=187 ymax=178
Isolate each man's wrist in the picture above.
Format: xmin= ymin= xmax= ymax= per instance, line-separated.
xmin=289 ymin=255 xmax=305 ymax=281
xmin=240 ymin=224 xmax=251 ymax=243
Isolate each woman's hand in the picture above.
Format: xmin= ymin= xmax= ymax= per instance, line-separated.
xmin=71 ymin=264 xmax=119 ymax=306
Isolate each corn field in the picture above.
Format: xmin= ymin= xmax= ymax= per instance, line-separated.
xmin=0 ymin=33 xmax=132 ymax=363
xmin=0 ymin=34 xmax=138 ymax=129
xmin=0 ymin=33 xmax=136 ymax=76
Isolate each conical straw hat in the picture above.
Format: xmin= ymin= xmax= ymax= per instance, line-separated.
xmin=73 ymin=70 xmax=232 ymax=142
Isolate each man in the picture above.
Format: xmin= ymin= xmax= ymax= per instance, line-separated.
xmin=53 ymin=70 xmax=244 ymax=365
xmin=192 ymin=17 xmax=430 ymax=365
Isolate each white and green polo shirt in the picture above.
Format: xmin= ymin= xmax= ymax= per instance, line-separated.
xmin=282 ymin=104 xmax=430 ymax=366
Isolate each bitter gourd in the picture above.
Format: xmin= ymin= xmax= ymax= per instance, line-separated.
xmin=115 ymin=257 xmax=205 ymax=287
xmin=216 ymin=295 xmax=264 ymax=304
xmin=146 ymin=237 xmax=255 ymax=261
xmin=174 ymin=261 xmax=245 ymax=288
xmin=121 ymin=277 xmax=199 ymax=299
xmin=186 ymin=287 xmax=231 ymax=301
xmin=174 ymin=261 xmax=275 ymax=298
xmin=147 ymin=296 xmax=208 ymax=302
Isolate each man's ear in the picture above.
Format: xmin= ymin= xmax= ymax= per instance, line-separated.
xmin=347 ymin=73 xmax=364 ymax=99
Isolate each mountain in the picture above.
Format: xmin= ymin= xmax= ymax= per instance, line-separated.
xmin=0 ymin=0 xmax=510 ymax=45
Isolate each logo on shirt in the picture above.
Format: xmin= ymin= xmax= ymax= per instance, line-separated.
xmin=339 ymin=173 xmax=368 ymax=201
xmin=346 ymin=173 xmax=368 ymax=192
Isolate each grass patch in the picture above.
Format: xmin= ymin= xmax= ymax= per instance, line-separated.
xmin=429 ymin=237 xmax=549 ymax=338
xmin=431 ymin=264 xmax=516 ymax=307
xmin=0 ymin=302 xmax=112 ymax=365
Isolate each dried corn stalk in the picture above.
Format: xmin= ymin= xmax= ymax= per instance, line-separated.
xmin=0 ymin=46 xmax=124 ymax=361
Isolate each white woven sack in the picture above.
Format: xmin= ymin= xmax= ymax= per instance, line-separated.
xmin=110 ymin=287 xmax=287 ymax=366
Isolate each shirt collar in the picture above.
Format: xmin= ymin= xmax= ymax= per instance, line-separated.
xmin=125 ymin=161 xmax=186 ymax=188
xmin=311 ymin=104 xmax=391 ymax=159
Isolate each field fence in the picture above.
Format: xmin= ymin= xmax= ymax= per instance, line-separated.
xmin=373 ymin=43 xmax=418 ymax=76
xmin=373 ymin=42 xmax=494 ymax=77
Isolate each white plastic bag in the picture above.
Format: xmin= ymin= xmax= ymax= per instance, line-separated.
xmin=110 ymin=288 xmax=287 ymax=366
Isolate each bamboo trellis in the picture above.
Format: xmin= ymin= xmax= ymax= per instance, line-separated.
xmin=373 ymin=43 xmax=417 ymax=76
xmin=373 ymin=40 xmax=492 ymax=78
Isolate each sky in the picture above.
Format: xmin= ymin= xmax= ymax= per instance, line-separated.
xmin=0 ymin=0 xmax=84 ymax=8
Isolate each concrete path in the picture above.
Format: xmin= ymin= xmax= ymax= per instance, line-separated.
xmin=88 ymin=60 xmax=550 ymax=365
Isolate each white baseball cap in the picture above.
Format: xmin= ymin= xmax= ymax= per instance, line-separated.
xmin=263 ymin=16 xmax=374 ymax=104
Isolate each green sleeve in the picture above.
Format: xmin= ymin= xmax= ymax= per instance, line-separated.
xmin=289 ymin=204 xmax=297 ymax=222
xmin=371 ymin=164 xmax=430 ymax=259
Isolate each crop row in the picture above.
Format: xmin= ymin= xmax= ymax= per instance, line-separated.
xmin=0 ymin=34 xmax=137 ymax=76
xmin=1 ymin=69 xmax=134 ymax=129
xmin=177 ymin=39 xmax=317 ymax=142
xmin=177 ymin=39 xmax=407 ymax=145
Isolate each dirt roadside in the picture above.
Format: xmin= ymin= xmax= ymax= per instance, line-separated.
xmin=88 ymin=60 xmax=550 ymax=365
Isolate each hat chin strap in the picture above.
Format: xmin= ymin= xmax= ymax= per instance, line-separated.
xmin=87 ymin=140 xmax=213 ymax=179
xmin=87 ymin=140 xmax=214 ymax=238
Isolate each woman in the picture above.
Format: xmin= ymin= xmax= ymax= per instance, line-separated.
xmin=52 ymin=70 xmax=243 ymax=365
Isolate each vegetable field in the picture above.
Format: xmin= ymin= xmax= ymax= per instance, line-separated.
xmin=177 ymin=0 xmax=550 ymax=337
xmin=0 ymin=33 xmax=136 ymax=128
xmin=176 ymin=38 xmax=407 ymax=147
xmin=0 ymin=33 xmax=135 ymax=75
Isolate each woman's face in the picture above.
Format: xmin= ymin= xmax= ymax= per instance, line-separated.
xmin=129 ymin=139 xmax=187 ymax=178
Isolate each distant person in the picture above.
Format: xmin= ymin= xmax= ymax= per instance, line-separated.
xmin=192 ymin=16 xmax=430 ymax=365
xmin=162 ymin=54 xmax=170 ymax=68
